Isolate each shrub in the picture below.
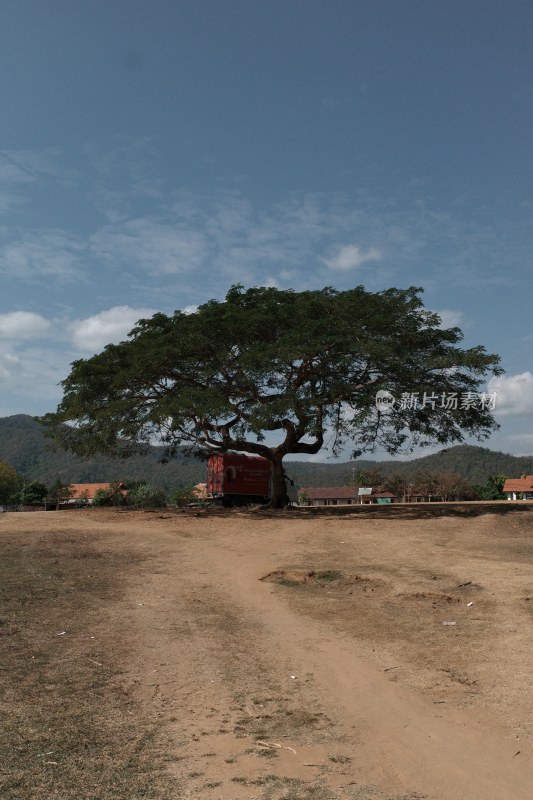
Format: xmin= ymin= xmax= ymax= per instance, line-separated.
xmin=14 ymin=481 xmax=48 ymax=505
xmin=172 ymin=487 xmax=199 ymax=507
xmin=128 ymin=483 xmax=167 ymax=509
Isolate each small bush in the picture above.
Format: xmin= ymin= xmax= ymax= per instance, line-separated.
xmin=172 ymin=487 xmax=199 ymax=507
xmin=128 ymin=484 xmax=167 ymax=509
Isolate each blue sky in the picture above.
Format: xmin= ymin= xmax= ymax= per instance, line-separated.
xmin=1 ymin=0 xmax=532 ymax=458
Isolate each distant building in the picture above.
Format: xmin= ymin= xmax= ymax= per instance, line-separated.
xmin=299 ymin=485 xmax=444 ymax=506
xmin=503 ymin=476 xmax=533 ymax=501
xmin=299 ymin=486 xmax=398 ymax=506
xmin=64 ymin=482 xmax=126 ymax=505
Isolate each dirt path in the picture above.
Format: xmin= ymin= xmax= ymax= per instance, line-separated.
xmin=3 ymin=508 xmax=533 ymax=799
xmin=104 ymin=509 xmax=533 ymax=800
xmin=205 ymin=536 xmax=533 ymax=799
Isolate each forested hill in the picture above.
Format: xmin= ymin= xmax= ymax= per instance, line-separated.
xmin=0 ymin=415 xmax=532 ymax=492
xmin=284 ymin=444 xmax=533 ymax=487
xmin=0 ymin=415 xmax=204 ymax=494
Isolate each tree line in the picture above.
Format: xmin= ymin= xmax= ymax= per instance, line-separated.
xmin=1 ymin=454 xmax=510 ymax=508
xmin=2 ymin=415 xmax=533 ymax=497
xmin=350 ymin=467 xmax=507 ymax=501
xmin=0 ymin=461 xmax=199 ymax=509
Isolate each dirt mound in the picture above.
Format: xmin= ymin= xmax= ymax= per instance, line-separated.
xmin=345 ymin=573 xmax=383 ymax=589
xmin=260 ymin=568 xmax=341 ymax=586
xmin=402 ymin=592 xmax=462 ymax=603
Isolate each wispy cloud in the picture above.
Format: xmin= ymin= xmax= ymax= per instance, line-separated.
xmin=0 ymin=348 xmax=21 ymax=380
xmin=0 ymin=157 xmax=36 ymax=214
xmin=2 ymin=148 xmax=78 ymax=184
xmin=0 ymin=149 xmax=78 ymax=215
xmin=1 ymin=143 xmax=532 ymax=314
xmin=90 ymin=218 xmax=209 ymax=276
xmin=0 ymin=230 xmax=86 ymax=282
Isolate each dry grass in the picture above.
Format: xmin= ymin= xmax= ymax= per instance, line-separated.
xmin=0 ymin=530 xmax=180 ymax=800
xmin=2 ymin=506 xmax=531 ymax=800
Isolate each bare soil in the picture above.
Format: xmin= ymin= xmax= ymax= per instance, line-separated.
xmin=1 ymin=504 xmax=533 ymax=799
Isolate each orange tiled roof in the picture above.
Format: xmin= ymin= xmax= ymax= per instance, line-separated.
xmin=503 ymin=477 xmax=533 ymax=492
xmin=68 ymin=483 xmax=124 ymax=499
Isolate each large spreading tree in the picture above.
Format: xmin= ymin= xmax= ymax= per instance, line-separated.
xmin=41 ymin=285 xmax=501 ymax=507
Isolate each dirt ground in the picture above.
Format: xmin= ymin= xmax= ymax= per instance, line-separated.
xmin=1 ymin=504 xmax=533 ymax=800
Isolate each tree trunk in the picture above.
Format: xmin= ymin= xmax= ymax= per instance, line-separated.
xmin=269 ymin=458 xmax=289 ymax=509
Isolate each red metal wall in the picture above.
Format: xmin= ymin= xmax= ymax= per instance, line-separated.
xmin=207 ymin=453 xmax=271 ymax=497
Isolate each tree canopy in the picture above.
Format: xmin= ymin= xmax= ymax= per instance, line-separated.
xmin=12 ymin=480 xmax=48 ymax=506
xmin=41 ymin=284 xmax=502 ymax=507
xmin=0 ymin=459 xmax=20 ymax=503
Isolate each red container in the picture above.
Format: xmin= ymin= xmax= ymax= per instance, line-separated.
xmin=207 ymin=453 xmax=271 ymax=500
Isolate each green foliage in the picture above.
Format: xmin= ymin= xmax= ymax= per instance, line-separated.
xmin=352 ymin=466 xmax=384 ymax=488
xmin=92 ymin=488 xmax=112 ymax=507
xmin=12 ymin=480 xmax=48 ymax=505
xmin=297 ymin=488 xmax=309 ymax=506
xmin=0 ymin=458 xmax=20 ymax=503
xmin=128 ymin=483 xmax=167 ymax=508
xmin=92 ymin=482 xmax=127 ymax=507
xmin=473 ymin=473 xmax=507 ymax=500
xmin=47 ymin=479 xmax=73 ymax=506
xmin=40 ymin=285 xmax=501 ymax=508
xmin=75 ymin=489 xmax=91 ymax=506
xmin=171 ymin=486 xmax=198 ymax=507
xmin=383 ymin=472 xmax=409 ymax=499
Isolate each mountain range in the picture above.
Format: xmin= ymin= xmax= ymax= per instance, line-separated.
xmin=0 ymin=414 xmax=532 ymax=493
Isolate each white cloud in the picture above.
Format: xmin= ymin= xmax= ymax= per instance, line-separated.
xmin=433 ymin=309 xmax=464 ymax=329
xmin=0 ymin=311 xmax=51 ymax=340
xmin=69 ymin=305 xmax=156 ymax=353
xmin=0 ymin=342 xmax=75 ymax=416
xmin=323 ymin=244 xmax=382 ymax=271
xmin=488 ymin=372 xmax=533 ymax=416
